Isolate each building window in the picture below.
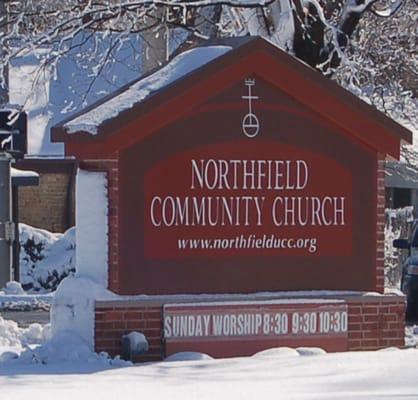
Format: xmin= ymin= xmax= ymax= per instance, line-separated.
xmin=393 ymin=188 xmax=411 ymax=209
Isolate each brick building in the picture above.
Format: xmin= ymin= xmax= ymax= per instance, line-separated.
xmin=15 ymin=159 xmax=76 ymax=233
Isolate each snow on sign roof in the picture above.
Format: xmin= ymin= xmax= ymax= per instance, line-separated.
xmin=54 ymin=36 xmax=412 ymax=159
xmin=64 ymin=46 xmax=232 ymax=135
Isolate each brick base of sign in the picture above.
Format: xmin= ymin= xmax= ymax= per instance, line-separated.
xmin=94 ymin=294 xmax=405 ymax=362
xmin=347 ymin=297 xmax=405 ymax=350
xmin=95 ymin=305 xmax=164 ymax=362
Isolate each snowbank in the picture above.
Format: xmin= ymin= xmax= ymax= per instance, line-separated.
xmin=0 ymin=297 xmax=51 ymax=312
xmin=0 ymin=281 xmax=52 ymax=311
xmin=0 ymin=317 xmax=46 ymax=348
xmin=13 ymin=331 xmax=129 ymax=366
xmin=0 ymin=315 xmax=49 ymax=358
xmin=3 ymin=346 xmax=418 ymax=399
xmin=252 ymin=347 xmax=300 ymax=358
xmin=1 ymin=281 xmax=25 ymax=295
xmin=0 ymin=278 xmax=126 ymax=366
xmin=165 ymin=352 xmax=214 ymax=362
xmin=52 ymin=276 xmax=117 ymax=349
xmin=252 ymin=347 xmax=325 ymax=358
xmin=0 ymin=316 xmax=129 ymax=367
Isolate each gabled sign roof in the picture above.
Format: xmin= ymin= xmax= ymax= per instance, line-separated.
xmin=52 ymin=36 xmax=412 ymax=159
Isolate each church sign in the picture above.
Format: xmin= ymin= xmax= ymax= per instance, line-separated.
xmin=119 ymin=74 xmax=369 ymax=295
xmin=146 ymin=79 xmax=349 ymax=259
xmin=53 ymin=37 xmax=411 ymax=360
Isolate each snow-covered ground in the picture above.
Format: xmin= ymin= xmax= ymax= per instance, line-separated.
xmin=1 ymin=343 xmax=418 ymax=399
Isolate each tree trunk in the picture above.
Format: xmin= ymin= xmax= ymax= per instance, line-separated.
xmin=141 ymin=8 xmax=168 ymax=74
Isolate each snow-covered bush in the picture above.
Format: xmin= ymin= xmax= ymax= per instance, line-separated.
xmin=19 ymin=223 xmax=76 ymax=292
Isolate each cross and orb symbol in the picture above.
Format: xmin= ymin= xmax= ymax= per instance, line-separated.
xmin=242 ymin=78 xmax=260 ymax=138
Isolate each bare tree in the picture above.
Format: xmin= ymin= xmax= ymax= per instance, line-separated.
xmin=331 ymin=0 xmax=417 ymax=165
xmin=0 ymin=0 xmax=416 ymax=129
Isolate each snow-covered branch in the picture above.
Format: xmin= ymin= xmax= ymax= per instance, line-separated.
xmin=0 ymin=0 xmax=415 ymax=148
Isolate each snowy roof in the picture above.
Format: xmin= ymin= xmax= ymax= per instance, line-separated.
xmin=52 ymin=36 xmax=412 ymax=159
xmin=63 ymin=45 xmax=233 ymax=135
xmin=11 ymin=167 xmax=39 ymax=179
xmin=11 ymin=167 xmax=39 ymax=186
xmin=53 ymin=37 xmax=254 ymax=138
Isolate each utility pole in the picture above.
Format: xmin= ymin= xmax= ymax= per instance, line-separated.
xmin=0 ymin=152 xmax=12 ymax=288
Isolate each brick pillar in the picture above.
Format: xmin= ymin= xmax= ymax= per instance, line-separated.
xmin=376 ymin=154 xmax=386 ymax=293
xmin=79 ymin=159 xmax=119 ymax=292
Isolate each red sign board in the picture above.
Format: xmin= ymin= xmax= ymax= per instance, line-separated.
xmin=164 ymin=300 xmax=348 ymax=357
xmin=118 ymin=77 xmax=377 ymax=295
xmin=145 ymin=140 xmax=352 ymax=259
xmin=55 ymin=38 xmax=410 ymax=296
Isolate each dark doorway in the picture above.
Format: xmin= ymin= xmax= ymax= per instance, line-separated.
xmin=393 ymin=188 xmax=412 ymax=209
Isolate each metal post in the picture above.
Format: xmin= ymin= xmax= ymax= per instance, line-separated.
xmin=0 ymin=152 xmax=12 ymax=288
xmin=12 ymin=185 xmax=19 ymax=281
